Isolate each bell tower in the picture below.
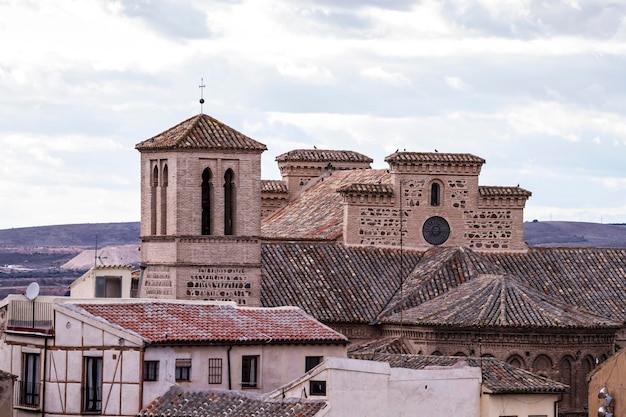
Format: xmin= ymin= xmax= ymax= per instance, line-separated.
xmin=135 ymin=113 xmax=267 ymax=305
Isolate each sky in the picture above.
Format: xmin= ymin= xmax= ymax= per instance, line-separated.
xmin=1 ymin=0 xmax=626 ymax=229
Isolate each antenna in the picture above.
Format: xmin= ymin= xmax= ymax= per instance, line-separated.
xmin=199 ymin=77 xmax=206 ymax=113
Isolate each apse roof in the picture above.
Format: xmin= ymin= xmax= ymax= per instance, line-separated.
xmin=135 ymin=113 xmax=267 ymax=152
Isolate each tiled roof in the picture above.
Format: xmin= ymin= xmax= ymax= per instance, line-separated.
xmin=381 ymin=273 xmax=620 ymax=329
xmin=275 ymin=149 xmax=373 ymax=163
xmin=366 ymin=353 xmax=568 ymax=394
xmin=337 ymin=183 xmax=394 ymax=196
xmin=348 ymin=336 xmax=414 ymax=358
xmin=479 ymin=186 xmax=532 ymax=198
xmin=487 ymin=247 xmax=626 ymax=323
xmin=261 ymin=243 xmax=422 ymax=323
xmin=135 ymin=114 xmax=267 ymax=152
xmin=139 ymin=386 xmax=327 ymax=417
xmin=384 ymin=152 xmax=485 ymax=165
xmin=262 ymin=179 xmax=288 ymax=194
xmin=70 ymin=301 xmax=348 ymax=345
xmin=262 ymin=169 xmax=391 ymax=240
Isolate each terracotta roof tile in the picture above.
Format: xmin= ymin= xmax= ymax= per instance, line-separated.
xmin=135 ymin=114 xmax=267 ymax=152
xmin=262 ymin=170 xmax=390 ymax=240
xmin=275 ymin=149 xmax=373 ymax=163
xmin=480 ymin=186 xmax=532 ymax=198
xmin=261 ymin=243 xmax=422 ymax=323
xmin=381 ymin=273 xmax=620 ymax=329
xmin=348 ymin=337 xmax=414 ymax=357
xmin=384 ymin=152 xmax=485 ymax=165
xmin=337 ymin=183 xmax=394 ymax=196
xmin=71 ymin=301 xmax=347 ymax=345
xmin=262 ymin=179 xmax=288 ymax=194
xmin=139 ymin=386 xmax=327 ymax=417
xmin=365 ymin=353 xmax=568 ymax=394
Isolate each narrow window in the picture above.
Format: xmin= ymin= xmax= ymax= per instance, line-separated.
xmin=19 ymin=352 xmax=40 ymax=407
xmin=143 ymin=361 xmax=159 ymax=382
xmin=430 ymin=182 xmax=440 ymax=206
xmin=95 ymin=276 xmax=122 ymax=298
xmin=160 ymin=164 xmax=168 ymax=235
xmin=224 ymin=169 xmax=235 ymax=235
xmin=208 ymin=358 xmax=223 ymax=384
xmin=305 ymin=356 xmax=323 ymax=372
xmin=241 ymin=355 xmax=258 ymax=388
xmin=309 ymin=380 xmax=327 ymax=396
xmin=151 ymin=166 xmax=158 ymax=235
xmin=201 ymin=168 xmax=212 ymax=235
xmin=175 ymin=358 xmax=191 ymax=381
xmin=83 ymin=356 xmax=103 ymax=413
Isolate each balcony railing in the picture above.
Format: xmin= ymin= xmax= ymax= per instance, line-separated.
xmin=14 ymin=380 xmax=40 ymax=409
xmin=7 ymin=300 xmax=54 ymax=334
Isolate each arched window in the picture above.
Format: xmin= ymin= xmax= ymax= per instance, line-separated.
xmin=224 ymin=169 xmax=235 ymax=235
xmin=506 ymin=354 xmax=525 ymax=368
xmin=151 ymin=166 xmax=158 ymax=235
xmin=201 ymin=168 xmax=212 ymax=235
xmin=430 ymin=182 xmax=441 ymax=206
xmin=161 ymin=164 xmax=168 ymax=235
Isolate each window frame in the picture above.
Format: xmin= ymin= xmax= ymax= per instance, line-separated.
xmin=143 ymin=360 xmax=159 ymax=382
xmin=82 ymin=356 xmax=103 ymax=414
xmin=241 ymin=355 xmax=259 ymax=388
xmin=175 ymin=358 xmax=192 ymax=381
xmin=95 ymin=275 xmax=122 ymax=298
xmin=305 ymin=356 xmax=323 ymax=372
xmin=19 ymin=352 xmax=41 ymax=408
xmin=208 ymin=358 xmax=223 ymax=384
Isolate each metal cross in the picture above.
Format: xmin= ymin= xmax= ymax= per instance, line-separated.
xmin=199 ymin=78 xmax=206 ymax=113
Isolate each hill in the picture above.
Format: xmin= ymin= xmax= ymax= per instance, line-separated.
xmin=523 ymin=220 xmax=626 ymax=248
xmin=0 ymin=222 xmax=140 ymax=247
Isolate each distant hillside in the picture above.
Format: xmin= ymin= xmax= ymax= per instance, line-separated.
xmin=0 ymin=222 xmax=140 ymax=247
xmin=523 ymin=220 xmax=626 ymax=248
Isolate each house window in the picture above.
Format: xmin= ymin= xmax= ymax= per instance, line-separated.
xmin=309 ymin=380 xmax=327 ymax=396
xmin=430 ymin=182 xmax=441 ymax=206
xmin=208 ymin=358 xmax=222 ymax=384
xmin=95 ymin=276 xmax=122 ymax=298
xmin=241 ymin=355 xmax=259 ymax=388
xmin=18 ymin=352 xmax=40 ymax=408
xmin=143 ymin=361 xmax=159 ymax=381
xmin=201 ymin=168 xmax=212 ymax=235
xmin=224 ymin=169 xmax=235 ymax=235
xmin=305 ymin=356 xmax=323 ymax=372
xmin=175 ymin=358 xmax=191 ymax=381
xmin=83 ymin=356 xmax=103 ymax=413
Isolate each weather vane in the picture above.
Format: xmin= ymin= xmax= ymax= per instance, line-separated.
xmin=199 ymin=77 xmax=206 ymax=114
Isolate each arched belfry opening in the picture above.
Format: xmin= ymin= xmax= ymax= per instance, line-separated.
xmin=201 ymin=168 xmax=212 ymax=235
xmin=430 ymin=181 xmax=441 ymax=206
xmin=151 ymin=166 xmax=158 ymax=235
xmin=161 ymin=164 xmax=168 ymax=235
xmin=224 ymin=169 xmax=235 ymax=235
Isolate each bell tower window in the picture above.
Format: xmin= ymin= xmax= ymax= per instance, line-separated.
xmin=161 ymin=164 xmax=168 ymax=235
xmin=151 ymin=166 xmax=158 ymax=235
xmin=201 ymin=168 xmax=212 ymax=235
xmin=224 ymin=169 xmax=235 ymax=235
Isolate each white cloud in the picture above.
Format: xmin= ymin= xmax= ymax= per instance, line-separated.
xmin=362 ymin=67 xmax=411 ymax=86
xmin=276 ymin=62 xmax=335 ymax=83
xmin=444 ymin=76 xmax=471 ymax=91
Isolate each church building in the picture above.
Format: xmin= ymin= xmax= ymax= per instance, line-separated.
xmin=136 ymin=113 xmax=626 ymax=416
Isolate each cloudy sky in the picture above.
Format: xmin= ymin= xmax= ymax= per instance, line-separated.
xmin=1 ymin=0 xmax=626 ymax=229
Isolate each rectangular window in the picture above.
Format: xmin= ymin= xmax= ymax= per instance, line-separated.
xmin=241 ymin=355 xmax=259 ymax=388
xmin=143 ymin=361 xmax=159 ymax=381
xmin=83 ymin=357 xmax=103 ymax=413
xmin=95 ymin=276 xmax=122 ymax=298
xmin=175 ymin=358 xmax=191 ymax=381
xmin=208 ymin=358 xmax=222 ymax=384
xmin=309 ymin=380 xmax=327 ymax=396
xmin=305 ymin=356 xmax=323 ymax=372
xmin=18 ymin=352 xmax=40 ymax=408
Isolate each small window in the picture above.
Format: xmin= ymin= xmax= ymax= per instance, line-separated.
xmin=309 ymin=380 xmax=327 ymax=396
xmin=175 ymin=358 xmax=191 ymax=381
xmin=430 ymin=182 xmax=441 ymax=206
xmin=19 ymin=352 xmax=40 ymax=408
xmin=83 ymin=356 xmax=103 ymax=413
xmin=241 ymin=355 xmax=259 ymax=388
xmin=95 ymin=276 xmax=122 ymax=298
xmin=143 ymin=361 xmax=159 ymax=381
xmin=305 ymin=356 xmax=323 ymax=372
xmin=208 ymin=358 xmax=222 ymax=384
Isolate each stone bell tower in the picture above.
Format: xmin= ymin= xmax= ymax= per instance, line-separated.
xmin=135 ymin=113 xmax=267 ymax=305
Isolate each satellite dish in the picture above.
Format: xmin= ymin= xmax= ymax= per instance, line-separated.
xmin=25 ymin=282 xmax=40 ymax=301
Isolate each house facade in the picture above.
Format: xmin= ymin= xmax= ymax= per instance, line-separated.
xmin=0 ymin=296 xmax=347 ymax=417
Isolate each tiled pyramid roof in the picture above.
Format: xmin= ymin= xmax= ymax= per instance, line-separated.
xmin=135 ymin=113 xmax=267 ymax=152
xmin=368 ymin=353 xmax=568 ymax=394
xmin=381 ymin=273 xmax=620 ymax=329
xmin=479 ymin=186 xmax=532 ymax=198
xmin=261 ymin=242 xmax=422 ymax=323
xmin=275 ymin=149 xmax=373 ymax=163
xmin=262 ymin=169 xmax=390 ymax=240
xmin=69 ymin=301 xmax=348 ymax=345
xmin=139 ymin=386 xmax=327 ymax=417
xmin=384 ymin=151 xmax=485 ymax=165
